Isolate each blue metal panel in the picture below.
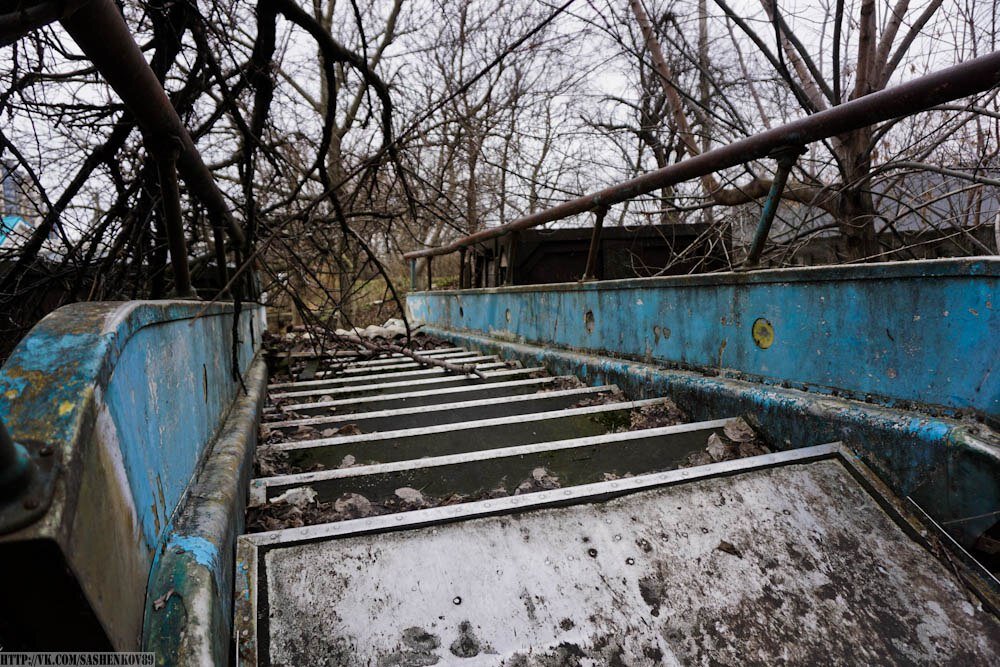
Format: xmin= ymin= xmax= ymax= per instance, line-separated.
xmin=102 ymin=309 xmax=257 ymax=546
xmin=0 ymin=300 xmax=265 ymax=650
xmin=408 ymin=258 xmax=999 ymax=419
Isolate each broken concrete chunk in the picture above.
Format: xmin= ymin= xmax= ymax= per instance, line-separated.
xmin=629 ymin=400 xmax=688 ymax=430
xmin=723 ymin=417 xmax=756 ymax=443
xmin=515 ymin=468 xmax=561 ymax=495
xmin=394 ymin=487 xmax=427 ymax=509
xmin=334 ymin=493 xmax=373 ymax=519
xmin=270 ymin=486 xmax=317 ymax=508
xmin=706 ymin=433 xmax=731 ymax=462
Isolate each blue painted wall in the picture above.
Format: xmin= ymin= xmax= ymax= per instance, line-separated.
xmin=409 ymin=258 xmax=998 ymax=419
xmin=101 ymin=307 xmax=258 ymax=548
xmin=0 ymin=300 xmax=265 ymax=648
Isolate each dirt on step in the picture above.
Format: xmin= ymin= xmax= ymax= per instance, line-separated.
xmin=679 ymin=416 xmax=771 ymax=467
xmin=536 ymin=375 xmax=583 ymax=390
xmin=571 ymin=388 xmax=625 ymax=408
xmin=246 ymin=467 xmax=566 ymax=532
xmin=628 ymin=399 xmax=689 ymax=430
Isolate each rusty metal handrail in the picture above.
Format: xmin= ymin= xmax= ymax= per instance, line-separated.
xmin=404 ymin=51 xmax=1000 ymax=265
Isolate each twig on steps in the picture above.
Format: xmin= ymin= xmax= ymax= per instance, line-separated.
xmin=336 ymin=334 xmax=488 ymax=379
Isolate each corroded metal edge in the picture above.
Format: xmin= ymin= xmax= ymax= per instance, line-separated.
xmin=143 ymin=357 xmax=268 ymax=666
xmin=0 ymin=300 xmax=255 ymax=538
xmin=835 ymin=448 xmax=1000 ymax=615
xmin=414 ymin=328 xmax=1000 ymax=549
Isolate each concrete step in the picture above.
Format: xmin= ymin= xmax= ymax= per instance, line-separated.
xmin=268 ymin=356 xmax=506 ymax=392
xmin=277 ymin=376 xmax=571 ymax=417
xmin=309 ymin=350 xmax=484 ymax=377
xmin=237 ymin=443 xmax=1000 ymax=666
xmin=265 ymin=384 xmax=620 ymax=435
xmin=250 ymin=418 xmax=730 ymax=506
xmin=261 ymin=398 xmax=671 ymax=468
xmin=273 ymin=367 xmax=547 ymax=405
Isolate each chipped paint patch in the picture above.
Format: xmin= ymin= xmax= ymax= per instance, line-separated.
xmin=167 ymin=535 xmax=220 ymax=571
xmin=0 ymin=300 xmax=266 ymax=651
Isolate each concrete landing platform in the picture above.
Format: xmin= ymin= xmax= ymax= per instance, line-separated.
xmin=237 ymin=447 xmax=1000 ymax=665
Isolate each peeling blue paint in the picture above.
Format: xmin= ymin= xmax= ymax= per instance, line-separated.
xmin=409 ymin=258 xmax=999 ymax=420
xmin=408 ymin=258 xmax=1000 ymax=548
xmin=166 ymin=534 xmax=220 ymax=571
xmin=103 ymin=311 xmax=257 ymax=549
xmin=0 ymin=300 xmax=266 ymax=650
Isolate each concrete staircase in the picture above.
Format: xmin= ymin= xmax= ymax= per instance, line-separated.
xmin=235 ymin=345 xmax=1000 ymax=666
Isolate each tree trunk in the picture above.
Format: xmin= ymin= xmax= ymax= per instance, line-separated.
xmin=835 ymin=127 xmax=880 ymax=260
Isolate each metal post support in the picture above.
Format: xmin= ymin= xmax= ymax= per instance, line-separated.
xmin=426 ymin=256 xmax=433 ymax=291
xmin=581 ymin=206 xmax=609 ymax=281
xmin=492 ymin=237 xmax=501 ymax=288
xmin=458 ymin=248 xmax=467 ymax=289
xmin=742 ymin=146 xmax=805 ymax=268
xmin=410 ymin=258 xmax=417 ymax=290
xmin=506 ymin=232 xmax=519 ymax=286
xmin=211 ymin=224 xmax=230 ymax=296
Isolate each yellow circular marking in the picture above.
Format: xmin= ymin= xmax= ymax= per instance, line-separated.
xmin=752 ymin=318 xmax=774 ymax=349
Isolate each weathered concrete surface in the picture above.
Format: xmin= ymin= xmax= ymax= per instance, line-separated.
xmin=408 ymin=257 xmax=999 ymax=420
xmin=0 ymin=301 xmax=265 ymax=650
xmin=267 ymin=399 xmax=663 ymax=469
xmin=257 ymin=459 xmax=1000 ymax=666
xmin=251 ymin=419 xmax=729 ymax=504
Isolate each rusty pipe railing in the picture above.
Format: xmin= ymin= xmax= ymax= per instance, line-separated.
xmin=1 ymin=0 xmax=246 ymax=297
xmin=404 ymin=51 xmax=1000 ymax=269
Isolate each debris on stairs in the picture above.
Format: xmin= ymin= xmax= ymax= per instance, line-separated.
xmin=236 ymin=337 xmax=1000 ymax=666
